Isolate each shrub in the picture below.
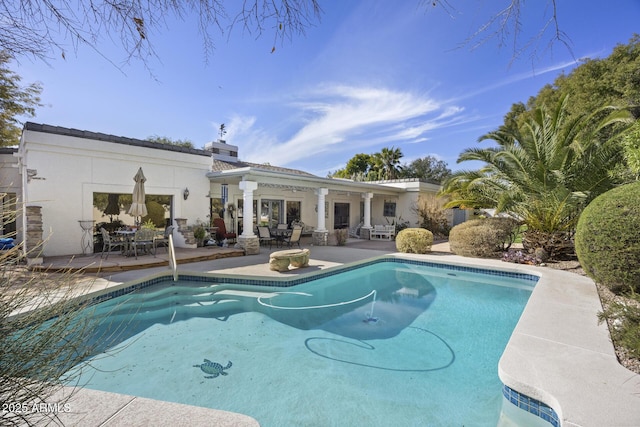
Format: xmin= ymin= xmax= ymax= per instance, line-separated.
xmin=193 ymin=225 xmax=206 ymax=240
xmin=449 ymin=217 xmax=519 ymax=258
xmin=2 ymin=202 xmax=110 ymax=426
xmin=575 ymin=182 xmax=640 ymax=293
xmin=598 ymin=292 xmax=640 ymax=359
xmin=141 ymin=219 xmax=156 ymax=229
xmin=334 ymin=228 xmax=348 ymax=246
xmin=412 ymin=194 xmax=450 ymax=239
xmin=395 ymin=228 xmax=433 ymax=254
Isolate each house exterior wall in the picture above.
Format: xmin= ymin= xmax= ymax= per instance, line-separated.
xmin=0 ymin=149 xmax=24 ymax=240
xmin=0 ymin=150 xmax=20 ymax=191
xmin=19 ymin=129 xmax=212 ymax=257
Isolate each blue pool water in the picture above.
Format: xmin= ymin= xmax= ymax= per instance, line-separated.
xmin=70 ymin=260 xmax=536 ymax=426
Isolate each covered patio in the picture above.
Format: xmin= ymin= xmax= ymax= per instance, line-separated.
xmin=206 ymin=156 xmax=447 ymax=256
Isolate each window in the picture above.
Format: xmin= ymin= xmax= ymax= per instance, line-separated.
xmin=286 ymin=201 xmax=301 ymax=225
xmin=93 ymin=192 xmax=172 ymax=230
xmin=383 ymin=201 xmax=396 ymax=217
xmin=261 ymin=199 xmax=284 ymax=228
xmin=1 ymin=193 xmax=17 ymax=237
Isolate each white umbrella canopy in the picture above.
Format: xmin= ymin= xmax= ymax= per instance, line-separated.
xmin=127 ymin=167 xmax=148 ymax=220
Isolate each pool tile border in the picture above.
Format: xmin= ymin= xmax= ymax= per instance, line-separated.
xmin=503 ymin=385 xmax=559 ymax=426
xmin=89 ymin=256 xmax=539 ymax=306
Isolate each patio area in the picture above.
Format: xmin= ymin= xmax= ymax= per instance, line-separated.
xmin=34 ymin=236 xmax=410 ymax=275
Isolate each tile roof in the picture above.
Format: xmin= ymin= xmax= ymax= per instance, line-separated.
xmin=211 ymin=159 xmax=318 ymax=177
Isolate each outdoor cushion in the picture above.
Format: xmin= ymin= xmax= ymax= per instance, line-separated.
xmin=0 ymin=237 xmax=14 ymax=249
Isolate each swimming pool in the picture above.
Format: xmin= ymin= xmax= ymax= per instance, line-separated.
xmin=69 ymin=258 xmax=538 ymax=426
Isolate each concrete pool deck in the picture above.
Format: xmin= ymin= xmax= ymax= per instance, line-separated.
xmin=44 ymin=240 xmax=640 ymax=426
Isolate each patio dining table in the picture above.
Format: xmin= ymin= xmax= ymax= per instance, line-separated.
xmin=115 ymin=230 xmax=136 ymax=256
xmin=115 ymin=229 xmax=155 ymax=257
xmin=269 ymin=228 xmax=292 ymax=248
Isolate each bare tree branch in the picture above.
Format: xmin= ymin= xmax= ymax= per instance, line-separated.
xmin=0 ymin=0 xmax=322 ymax=68
xmin=429 ymin=0 xmax=574 ymax=64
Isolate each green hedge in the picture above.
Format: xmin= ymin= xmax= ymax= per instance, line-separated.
xmin=449 ymin=217 xmax=518 ymax=258
xmin=575 ymin=182 xmax=640 ymax=293
xmin=395 ymin=228 xmax=433 ymax=254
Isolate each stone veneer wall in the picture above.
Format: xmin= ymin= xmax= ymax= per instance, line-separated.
xmin=25 ymin=205 xmax=44 ymax=261
xmin=360 ymin=227 xmax=371 ymax=240
xmin=237 ymin=236 xmax=259 ymax=255
xmin=174 ymin=218 xmax=196 ymax=245
xmin=312 ymin=230 xmax=328 ymax=246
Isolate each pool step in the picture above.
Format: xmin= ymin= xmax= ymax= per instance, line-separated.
xmin=215 ymin=289 xmax=279 ymax=299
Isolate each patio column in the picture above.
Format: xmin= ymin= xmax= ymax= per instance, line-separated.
xmin=312 ymin=188 xmax=329 ymax=246
xmin=239 ymin=180 xmax=257 ymax=237
xmin=361 ymin=192 xmax=373 ymax=240
xmin=238 ymin=180 xmax=260 ymax=255
xmin=315 ymin=188 xmax=328 ymax=232
xmin=362 ymin=192 xmax=373 ymax=228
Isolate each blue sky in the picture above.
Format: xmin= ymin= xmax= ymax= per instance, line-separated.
xmin=16 ymin=0 xmax=640 ymax=176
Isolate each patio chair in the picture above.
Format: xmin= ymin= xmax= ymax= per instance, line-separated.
xmin=348 ymin=222 xmax=362 ymax=239
xmin=100 ymin=227 xmax=125 ymax=259
xmin=154 ymin=225 xmax=175 ymax=253
xmin=282 ymin=226 xmax=302 ymax=248
xmin=132 ymin=228 xmax=156 ymax=259
xmin=258 ymin=226 xmax=276 ymax=249
xmin=213 ymin=218 xmax=237 ymax=243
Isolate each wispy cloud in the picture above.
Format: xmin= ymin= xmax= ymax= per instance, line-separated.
xmin=231 ymin=84 xmax=467 ymax=167
xmin=449 ymin=57 xmax=582 ymax=103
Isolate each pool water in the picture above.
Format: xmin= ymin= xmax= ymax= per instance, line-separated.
xmin=70 ymin=260 xmax=535 ymax=426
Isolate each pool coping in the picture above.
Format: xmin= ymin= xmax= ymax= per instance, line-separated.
xmin=55 ymin=253 xmax=640 ymax=426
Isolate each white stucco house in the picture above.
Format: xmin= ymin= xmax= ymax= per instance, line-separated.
xmin=0 ymin=122 xmax=469 ymax=258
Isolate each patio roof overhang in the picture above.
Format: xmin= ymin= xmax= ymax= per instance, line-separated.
xmin=205 ymin=167 xmax=403 ymax=196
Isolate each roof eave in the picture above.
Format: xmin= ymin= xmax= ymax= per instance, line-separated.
xmin=206 ymin=167 xmax=403 ymax=194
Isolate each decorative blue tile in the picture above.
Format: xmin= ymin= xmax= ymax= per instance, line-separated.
xmin=502 ymin=385 xmax=559 ymax=427
xmin=90 ymin=256 xmax=538 ymax=305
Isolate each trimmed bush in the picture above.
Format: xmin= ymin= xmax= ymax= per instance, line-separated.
xmin=575 ymin=182 xmax=640 ymax=293
xmin=449 ymin=217 xmax=519 ymax=258
xmin=334 ymin=228 xmax=348 ymax=246
xmin=395 ymin=228 xmax=433 ymax=254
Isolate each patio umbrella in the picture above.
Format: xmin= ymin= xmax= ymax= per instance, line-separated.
xmin=127 ymin=167 xmax=148 ymax=221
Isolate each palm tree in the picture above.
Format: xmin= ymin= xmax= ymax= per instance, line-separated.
xmin=441 ymin=96 xmax=633 ymax=258
xmin=373 ymin=147 xmax=403 ymax=180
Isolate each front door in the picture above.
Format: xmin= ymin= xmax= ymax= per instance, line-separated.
xmin=334 ymin=203 xmax=349 ymax=229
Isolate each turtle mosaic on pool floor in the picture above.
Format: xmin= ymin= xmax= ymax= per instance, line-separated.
xmin=194 ymin=359 xmax=233 ymax=379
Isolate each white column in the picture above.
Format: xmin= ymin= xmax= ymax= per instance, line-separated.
xmin=239 ymin=180 xmax=258 ymax=237
xmin=362 ymin=192 xmax=373 ymax=228
xmin=315 ymin=188 xmax=328 ymax=231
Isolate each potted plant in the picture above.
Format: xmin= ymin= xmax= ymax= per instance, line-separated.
xmin=193 ymin=225 xmax=206 ymax=247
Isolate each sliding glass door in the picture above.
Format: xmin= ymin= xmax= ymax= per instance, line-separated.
xmin=260 ymin=199 xmax=283 ymax=228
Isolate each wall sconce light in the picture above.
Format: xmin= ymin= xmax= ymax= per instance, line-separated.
xmin=183 ymin=188 xmax=190 ymax=200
